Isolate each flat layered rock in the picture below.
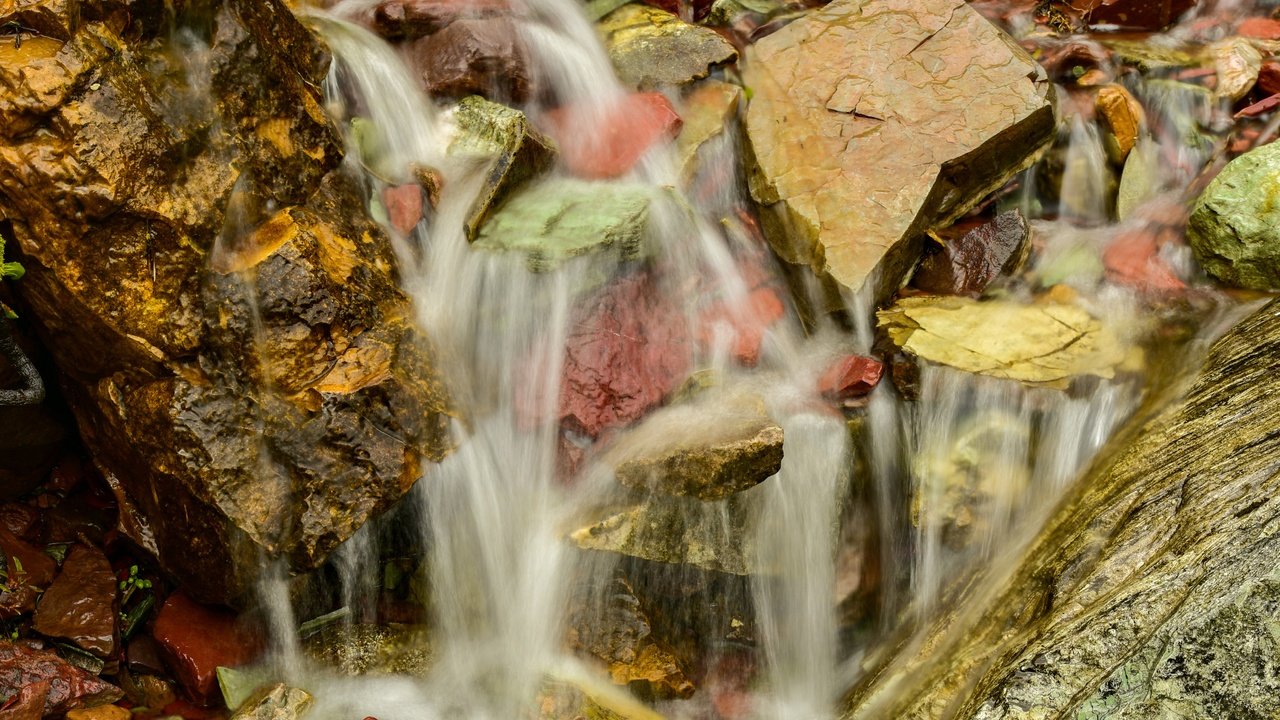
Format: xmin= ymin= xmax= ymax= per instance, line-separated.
xmin=600 ymin=4 xmax=737 ymax=88
xmin=742 ymin=0 xmax=1054 ymax=302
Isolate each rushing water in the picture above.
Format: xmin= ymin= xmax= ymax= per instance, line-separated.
xmin=213 ymin=1 xmax=1253 ymax=718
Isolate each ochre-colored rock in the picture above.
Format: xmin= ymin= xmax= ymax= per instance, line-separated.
xmin=742 ymin=0 xmax=1054 ymax=303
xmin=152 ymin=593 xmax=257 ymax=702
xmin=65 ymin=705 xmax=131 ymax=720
xmin=32 ymin=544 xmax=117 ymax=657
xmin=0 ymin=641 xmax=122 ymax=715
xmin=599 ymin=4 xmax=737 ymax=88
xmin=1095 ymin=84 xmax=1144 ymax=163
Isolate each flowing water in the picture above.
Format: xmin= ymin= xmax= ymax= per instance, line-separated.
xmin=208 ymin=1 xmax=1259 ymax=717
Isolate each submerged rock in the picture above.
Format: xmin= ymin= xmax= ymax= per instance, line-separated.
xmin=449 ymin=96 xmax=557 ymax=240
xmin=911 ymin=211 xmax=1030 ymax=297
xmin=0 ymin=641 xmax=123 ymax=715
xmin=303 ymin=624 xmax=432 ymax=677
xmin=410 ymin=17 xmax=531 ymax=102
xmin=543 ymin=92 xmax=683 ymax=179
xmin=599 ymin=4 xmax=737 ymax=88
xmin=742 ymin=0 xmax=1054 ymax=304
xmin=32 ymin=544 xmax=117 ymax=658
xmin=878 ymin=297 xmax=1129 ymax=388
xmin=1074 ymin=0 xmax=1196 ymax=30
xmin=846 ymin=299 xmax=1280 ymax=719
xmin=1187 ymin=141 xmax=1280 ymax=291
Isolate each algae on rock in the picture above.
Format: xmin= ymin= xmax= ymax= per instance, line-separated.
xmin=1187 ymin=140 xmax=1280 ymax=291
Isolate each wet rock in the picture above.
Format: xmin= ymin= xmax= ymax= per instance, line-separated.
xmin=675 ymin=80 xmax=741 ymax=184
xmin=371 ymin=0 xmax=508 ymax=40
xmin=380 ymin=184 xmax=424 ymax=235
xmin=0 ymin=679 xmax=48 ymax=720
xmin=32 ymin=544 xmax=117 ymax=657
xmin=1259 ymin=61 xmax=1280 ymax=95
xmin=0 ymin=0 xmax=450 ymax=604
xmin=411 ymin=18 xmax=530 ymax=102
xmin=697 ymin=287 xmax=785 ymax=368
xmin=600 ymin=391 xmax=783 ymax=501
xmin=845 ymin=298 xmax=1280 ymax=719
xmin=0 ymin=641 xmax=123 ymax=714
xmin=229 ymin=684 xmax=312 ymax=720
xmin=0 ymin=0 xmax=79 ymax=41
xmin=878 ymin=297 xmax=1129 ymax=388
xmin=303 ymin=624 xmax=433 ymax=677
xmin=547 ymin=271 xmax=692 ymax=437
xmin=0 ymin=525 xmax=56 ymax=618
xmin=152 ymin=593 xmax=256 ymax=702
xmin=65 ymin=705 xmax=131 ymax=720
xmin=449 ymin=96 xmax=557 ymax=240
xmin=118 ymin=671 xmax=177 ymax=710
xmin=1075 ymin=0 xmax=1196 ymax=30
xmin=1188 ymin=141 xmax=1280 ymax=291
xmin=1239 ymin=16 xmax=1280 ymax=40
xmin=1103 ymin=226 xmax=1186 ymax=292
xmin=0 ymin=324 xmax=65 ymax=499
xmin=1095 ymin=84 xmax=1144 ymax=163
xmin=1116 ymin=136 xmax=1159 ymax=221
xmin=742 ymin=0 xmax=1054 ymax=305
xmin=1211 ymin=37 xmax=1262 ymax=102
xmin=599 ymin=4 xmax=737 ymax=88
xmin=817 ymin=355 xmax=884 ymax=400
xmin=911 ymin=211 xmax=1031 ymax=297
xmin=474 ymin=178 xmax=654 ymax=273
xmin=543 ymin=92 xmax=682 ymax=179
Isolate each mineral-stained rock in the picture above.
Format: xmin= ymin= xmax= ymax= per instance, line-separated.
xmin=741 ymin=0 xmax=1054 ymax=304
xmin=1238 ymin=16 xmax=1280 ymax=40
xmin=32 ymin=544 xmax=117 ymax=657
xmin=599 ymin=4 xmax=737 ymax=88
xmin=600 ymin=391 xmax=783 ymax=501
xmin=0 ymin=641 xmax=123 ymax=715
xmin=229 ymin=684 xmax=313 ymax=720
xmin=1095 ymin=84 xmax=1144 ymax=163
xmin=381 ymin=184 xmax=424 ymax=235
xmin=911 ymin=211 xmax=1030 ymax=297
xmin=0 ymin=679 xmax=48 ymax=720
xmin=1187 ymin=140 xmax=1280 ymax=291
xmin=878 ymin=297 xmax=1128 ymax=388
xmin=543 ymin=92 xmax=683 ymax=179
xmin=474 ymin=178 xmax=654 ymax=273
xmin=1260 ymin=61 xmax=1280 ymax=95
xmin=449 ymin=96 xmax=557 ymax=240
xmin=0 ymin=0 xmax=453 ymax=604
xmin=371 ymin=0 xmax=508 ymax=40
xmin=844 ymin=298 xmax=1280 ymax=719
xmin=410 ymin=17 xmax=530 ymax=102
xmin=152 ymin=593 xmax=256 ymax=702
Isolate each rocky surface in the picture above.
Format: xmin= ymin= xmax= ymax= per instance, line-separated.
xmin=1187 ymin=140 xmax=1280 ymax=290
xmin=742 ymin=0 xmax=1055 ymax=304
xmin=845 ymin=299 xmax=1280 ymax=719
xmin=599 ymin=4 xmax=737 ymax=88
xmin=675 ymin=80 xmax=741 ymax=184
xmin=0 ymin=0 xmax=453 ymax=603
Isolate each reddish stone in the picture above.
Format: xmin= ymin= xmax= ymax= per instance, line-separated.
xmin=0 ymin=642 xmax=123 ymax=715
xmin=1074 ymin=0 xmax=1196 ymax=30
xmin=411 ymin=18 xmax=531 ymax=103
xmin=817 ymin=355 xmax=885 ymax=400
xmin=372 ymin=0 xmax=509 ymax=40
xmin=543 ymin=93 xmax=683 ymax=179
xmin=1236 ymin=94 xmax=1280 ymax=119
xmin=1103 ymin=227 xmax=1186 ymax=292
xmin=1260 ymin=62 xmax=1280 ymax=95
xmin=698 ymin=287 xmax=785 ymax=367
xmin=535 ymin=272 xmax=692 ymax=437
xmin=0 ymin=680 xmax=49 ymax=720
xmin=0 ymin=526 xmax=56 ymax=619
xmin=1239 ymin=17 xmax=1280 ymax=39
xmin=381 ymin=184 xmax=424 ymax=235
xmin=912 ymin=210 xmax=1029 ymax=296
xmin=32 ymin=545 xmax=117 ymax=657
xmin=152 ymin=593 xmax=256 ymax=702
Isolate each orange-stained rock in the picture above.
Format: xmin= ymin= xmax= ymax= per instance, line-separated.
xmin=543 ymin=92 xmax=683 ymax=179
xmin=152 ymin=593 xmax=256 ymax=702
xmin=1096 ymin=84 xmax=1145 ymax=162
xmin=742 ymin=0 xmax=1054 ymax=305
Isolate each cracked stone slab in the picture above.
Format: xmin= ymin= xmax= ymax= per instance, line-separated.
xmin=877 ymin=296 xmax=1128 ymax=387
xmin=742 ymin=0 xmax=1055 ymax=302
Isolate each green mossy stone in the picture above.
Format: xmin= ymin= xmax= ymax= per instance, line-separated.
xmin=1188 ymin=141 xmax=1280 ymax=290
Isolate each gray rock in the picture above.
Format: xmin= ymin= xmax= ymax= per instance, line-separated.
xmin=1188 ymin=141 xmax=1280 ymax=290
xmin=230 ymin=683 xmax=313 ymax=720
xmin=599 ymin=4 xmax=737 ymax=88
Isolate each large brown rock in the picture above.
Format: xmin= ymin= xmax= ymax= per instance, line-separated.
xmin=741 ymin=0 xmax=1055 ymax=304
xmin=33 ymin=544 xmax=117 ymax=657
xmin=410 ymin=17 xmax=531 ymax=102
xmin=0 ymin=1 xmax=452 ymax=603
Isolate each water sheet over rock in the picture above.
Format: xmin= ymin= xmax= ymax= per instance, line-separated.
xmin=742 ymin=0 xmax=1055 ymax=302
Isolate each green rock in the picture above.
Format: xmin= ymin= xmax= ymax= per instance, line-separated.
xmin=1116 ymin=136 xmax=1159 ymax=222
xmin=1187 ymin=141 xmax=1280 ymax=290
xmin=449 ymin=96 xmax=557 ymax=241
xmin=473 ymin=178 xmax=654 ymax=273
xmin=229 ymin=683 xmax=312 ymax=720
xmin=599 ymin=4 xmax=737 ymax=88
xmin=217 ymin=665 xmax=272 ymax=711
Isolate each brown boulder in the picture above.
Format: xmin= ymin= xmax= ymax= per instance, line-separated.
xmin=911 ymin=210 xmax=1031 ymax=297
xmin=33 ymin=544 xmax=117 ymax=658
xmin=410 ymin=17 xmax=531 ymax=102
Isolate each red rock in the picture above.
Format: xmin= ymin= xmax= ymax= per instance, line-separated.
xmin=0 ymin=504 xmax=39 ymax=540
xmin=33 ymin=544 xmax=117 ymax=657
xmin=372 ymin=0 xmax=509 ymax=39
xmin=1236 ymin=94 xmax=1280 ymax=118
xmin=1239 ymin=17 xmax=1280 ymax=39
xmin=0 ymin=526 xmax=56 ymax=619
xmin=152 ymin=593 xmax=256 ymax=702
xmin=411 ymin=18 xmax=531 ymax=103
xmin=912 ymin=211 xmax=1030 ymax=296
xmin=0 ymin=642 xmax=123 ymax=715
xmin=537 ymin=272 xmax=692 ymax=437
xmin=1103 ymin=227 xmax=1186 ymax=292
xmin=1074 ymin=0 xmax=1196 ymax=30
xmin=698 ymin=287 xmax=785 ymax=367
xmin=1260 ymin=62 xmax=1280 ymax=95
xmin=0 ymin=680 xmax=48 ymax=720
xmin=817 ymin=355 xmax=885 ymax=399
xmin=543 ymin=93 xmax=682 ymax=179
xmin=381 ymin=184 xmax=424 ymax=235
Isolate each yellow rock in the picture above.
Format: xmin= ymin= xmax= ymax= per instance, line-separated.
xmin=66 ymin=705 xmax=131 ymax=720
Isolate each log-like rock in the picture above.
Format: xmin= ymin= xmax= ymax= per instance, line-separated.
xmin=741 ymin=0 xmax=1055 ymax=305
xmin=845 ymin=299 xmax=1280 ymax=719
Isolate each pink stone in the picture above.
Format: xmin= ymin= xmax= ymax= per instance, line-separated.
xmin=543 ymin=93 xmax=682 ymax=179
xmin=381 ymin=184 xmax=424 ymax=235
xmin=817 ymin=355 xmax=884 ymax=399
